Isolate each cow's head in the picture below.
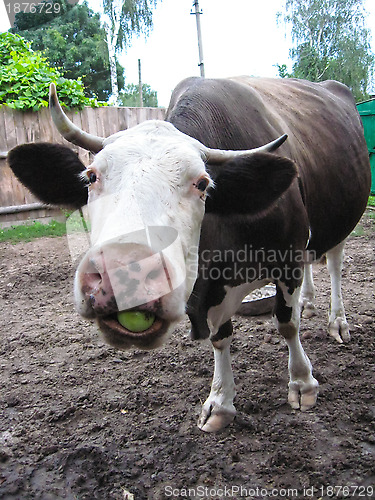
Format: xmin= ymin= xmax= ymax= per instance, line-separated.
xmin=8 ymin=83 xmax=296 ymax=350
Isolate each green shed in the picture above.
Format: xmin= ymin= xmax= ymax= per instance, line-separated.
xmin=357 ymin=98 xmax=375 ymax=194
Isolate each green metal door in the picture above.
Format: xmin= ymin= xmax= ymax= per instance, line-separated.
xmin=357 ymin=99 xmax=375 ymax=194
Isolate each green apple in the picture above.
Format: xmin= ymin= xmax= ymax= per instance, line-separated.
xmin=117 ymin=310 xmax=155 ymax=332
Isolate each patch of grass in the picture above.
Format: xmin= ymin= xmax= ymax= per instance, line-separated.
xmin=368 ymin=195 xmax=375 ymax=207
xmin=0 ymin=220 xmax=67 ymax=243
xmin=351 ymin=224 xmax=365 ymax=237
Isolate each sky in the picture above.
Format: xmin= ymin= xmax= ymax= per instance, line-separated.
xmin=115 ymin=0 xmax=294 ymax=106
xmin=1 ymin=0 xmax=375 ymax=107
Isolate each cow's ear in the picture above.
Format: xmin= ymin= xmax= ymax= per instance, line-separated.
xmin=205 ymin=152 xmax=297 ymax=215
xmin=8 ymin=143 xmax=88 ymax=208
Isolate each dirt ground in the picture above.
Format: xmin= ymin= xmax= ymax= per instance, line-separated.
xmin=0 ymin=212 xmax=374 ymax=500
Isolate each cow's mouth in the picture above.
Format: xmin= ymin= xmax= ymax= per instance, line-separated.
xmin=97 ymin=313 xmax=170 ymax=350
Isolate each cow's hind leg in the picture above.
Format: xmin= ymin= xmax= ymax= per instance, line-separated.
xmin=300 ymin=263 xmax=317 ymax=319
xmin=275 ymin=282 xmax=319 ymax=411
xmin=326 ymin=239 xmax=350 ymax=343
xmin=198 ymin=322 xmax=236 ymax=433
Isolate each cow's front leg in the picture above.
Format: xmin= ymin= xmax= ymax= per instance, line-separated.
xmin=275 ymin=282 xmax=319 ymax=411
xmin=198 ymin=329 xmax=236 ymax=432
xmin=326 ymin=240 xmax=350 ymax=343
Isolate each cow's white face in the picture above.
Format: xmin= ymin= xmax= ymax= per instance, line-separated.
xmin=74 ymin=121 xmax=212 ymax=349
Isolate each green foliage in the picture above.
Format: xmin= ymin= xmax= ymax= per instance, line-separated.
xmin=368 ymin=196 xmax=375 ymax=207
xmin=118 ymin=83 xmax=158 ymax=107
xmin=11 ymin=0 xmax=124 ymax=101
xmin=278 ymin=0 xmax=375 ymax=101
xmin=103 ymin=0 xmax=158 ymax=51
xmin=276 ymin=63 xmax=291 ymax=79
xmin=0 ymin=32 xmax=105 ymax=110
xmin=0 ymin=219 xmax=67 ymax=243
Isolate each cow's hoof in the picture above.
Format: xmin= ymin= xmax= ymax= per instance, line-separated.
xmin=300 ymin=301 xmax=316 ymax=319
xmin=198 ymin=403 xmax=236 ymax=433
xmin=288 ymin=378 xmax=319 ymax=412
xmin=329 ymin=318 xmax=350 ymax=343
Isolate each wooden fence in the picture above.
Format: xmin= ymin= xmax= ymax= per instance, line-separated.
xmin=0 ymin=105 xmax=166 ymax=226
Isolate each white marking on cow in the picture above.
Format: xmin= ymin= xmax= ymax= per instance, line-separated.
xmin=305 ymin=227 xmax=312 ymax=249
xmin=198 ymin=337 xmax=236 ymax=432
xmin=207 ymin=280 xmax=269 ymax=336
xmin=284 ymin=333 xmax=319 ymax=411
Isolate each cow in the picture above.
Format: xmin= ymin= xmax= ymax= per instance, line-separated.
xmin=8 ymin=77 xmax=371 ymax=433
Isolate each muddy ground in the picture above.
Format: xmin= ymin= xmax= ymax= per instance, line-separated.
xmin=0 ymin=213 xmax=374 ymax=500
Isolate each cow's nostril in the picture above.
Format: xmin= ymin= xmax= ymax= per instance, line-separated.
xmin=86 ymin=271 xmax=102 ymax=290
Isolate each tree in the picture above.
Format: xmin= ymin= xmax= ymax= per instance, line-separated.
xmin=0 ymin=32 xmax=103 ymax=110
xmin=118 ymin=83 xmax=158 ymax=107
xmin=11 ymin=0 xmax=125 ymax=101
xmin=102 ymin=0 xmax=159 ymax=103
xmin=278 ymin=0 xmax=375 ymax=101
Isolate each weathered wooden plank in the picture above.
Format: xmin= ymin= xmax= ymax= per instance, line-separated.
xmin=106 ymin=106 xmax=121 ymax=136
xmin=2 ymin=106 xmax=17 ymax=150
xmin=85 ymin=107 xmax=99 ymax=137
xmin=129 ymin=108 xmax=140 ymax=129
xmin=23 ymin=110 xmax=40 ymax=143
xmin=0 ymin=161 xmax=15 ymax=207
xmin=0 ymin=207 xmax=64 ymax=227
xmin=95 ymin=107 xmax=108 ymax=138
xmin=0 ymin=108 xmax=8 ymax=153
xmin=0 ymin=202 xmax=48 ymax=215
xmin=38 ymin=107 xmax=54 ymax=143
xmin=118 ymin=107 xmax=130 ymax=132
xmin=1 ymin=107 xmax=29 ymax=207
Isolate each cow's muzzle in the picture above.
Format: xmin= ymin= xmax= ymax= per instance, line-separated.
xmin=74 ymin=238 xmax=186 ymax=349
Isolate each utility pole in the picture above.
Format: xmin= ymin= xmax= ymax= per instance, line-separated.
xmin=191 ymin=1 xmax=205 ymax=77
xmin=138 ymin=58 xmax=143 ymax=107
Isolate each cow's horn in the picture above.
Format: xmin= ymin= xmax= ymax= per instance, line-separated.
xmin=49 ymin=83 xmax=104 ymax=153
xmin=203 ymin=134 xmax=288 ymax=164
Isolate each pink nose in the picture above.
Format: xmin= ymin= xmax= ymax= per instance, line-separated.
xmin=78 ymin=243 xmax=173 ymax=316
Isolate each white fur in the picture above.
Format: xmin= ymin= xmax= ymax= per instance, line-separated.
xmin=198 ymin=337 xmax=236 ymax=432
xmin=207 ymin=280 xmax=269 ymax=336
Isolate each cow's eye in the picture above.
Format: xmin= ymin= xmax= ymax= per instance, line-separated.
xmin=195 ymin=177 xmax=209 ymax=192
xmin=87 ymin=170 xmax=97 ymax=184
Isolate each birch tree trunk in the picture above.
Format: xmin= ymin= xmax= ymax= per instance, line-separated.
xmin=102 ymin=0 xmax=122 ymax=104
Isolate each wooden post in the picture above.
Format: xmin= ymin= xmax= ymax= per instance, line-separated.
xmin=138 ymin=59 xmax=143 ymax=107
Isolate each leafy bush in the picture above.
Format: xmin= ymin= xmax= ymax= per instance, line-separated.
xmin=118 ymin=83 xmax=158 ymax=107
xmin=0 ymin=32 xmax=106 ymax=110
